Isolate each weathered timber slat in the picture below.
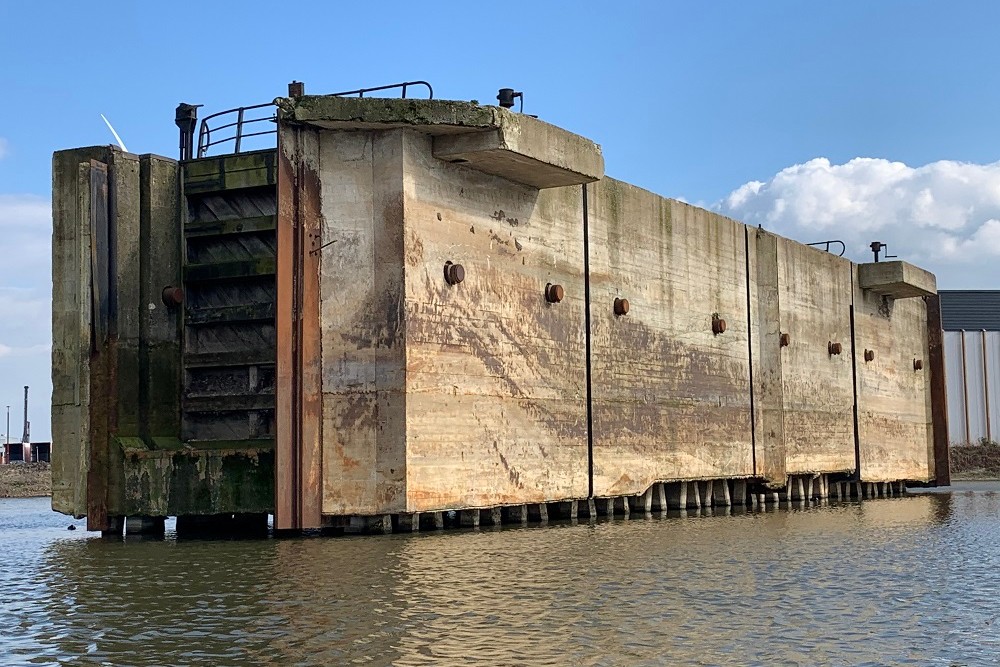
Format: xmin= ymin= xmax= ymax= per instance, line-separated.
xmin=184 ymin=214 xmax=277 ymax=238
xmin=186 ymin=302 xmax=275 ymax=325
xmin=185 ymin=350 xmax=275 ymax=368
xmin=183 ymin=393 xmax=275 ymax=412
xmin=184 ymin=258 xmax=276 ymax=281
xmin=182 ymin=439 xmax=275 ymax=451
xmin=183 ymin=150 xmax=277 ymax=194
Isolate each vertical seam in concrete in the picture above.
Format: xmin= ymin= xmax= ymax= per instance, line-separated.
xmin=744 ymin=226 xmax=757 ymax=476
xmin=849 ymin=269 xmax=862 ymax=481
xmin=138 ymin=158 xmax=150 ymax=441
xmin=582 ymin=184 xmax=594 ymax=498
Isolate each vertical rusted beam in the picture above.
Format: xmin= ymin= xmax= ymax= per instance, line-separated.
xmin=276 ymin=131 xmax=297 ymax=530
xmin=926 ymin=294 xmax=950 ymax=486
xmin=276 ymin=125 xmax=323 ymax=531
xmin=86 ymin=160 xmax=112 ymax=532
xmin=298 ymin=132 xmax=323 ymax=530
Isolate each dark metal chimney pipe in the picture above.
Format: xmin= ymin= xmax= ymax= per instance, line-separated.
xmin=21 ymin=385 xmax=28 ymax=444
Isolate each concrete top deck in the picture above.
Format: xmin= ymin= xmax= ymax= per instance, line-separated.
xmin=857 ymin=260 xmax=937 ymax=298
xmin=275 ymin=95 xmax=604 ymax=189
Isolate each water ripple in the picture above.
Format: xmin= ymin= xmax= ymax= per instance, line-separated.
xmin=2 ymin=486 xmax=1000 ymax=665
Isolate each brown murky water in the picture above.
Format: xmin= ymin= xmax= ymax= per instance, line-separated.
xmin=3 ymin=485 xmax=1000 ymax=666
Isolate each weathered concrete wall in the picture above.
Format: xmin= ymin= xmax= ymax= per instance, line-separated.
xmin=854 ymin=272 xmax=935 ymax=482
xmin=772 ymin=236 xmax=855 ymax=476
xmin=51 ymin=147 xmax=141 ymax=526
xmin=403 ymin=132 xmax=589 ymax=511
xmin=306 ymin=129 xmax=408 ymax=516
xmin=52 ymin=148 xmax=104 ymax=517
xmin=588 ymin=179 xmax=754 ymax=497
xmin=53 ymin=96 xmax=946 ymax=528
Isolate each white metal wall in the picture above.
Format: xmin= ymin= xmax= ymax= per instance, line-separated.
xmin=945 ymin=330 xmax=1000 ymax=444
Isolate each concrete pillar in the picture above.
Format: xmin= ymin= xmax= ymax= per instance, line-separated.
xmin=586 ymin=498 xmax=597 ymax=518
xmin=101 ymin=515 xmax=125 ymax=538
xmin=713 ymin=480 xmax=731 ymax=507
xmin=419 ymin=512 xmax=445 ymax=530
xmin=796 ymin=478 xmax=806 ymax=502
xmin=529 ymin=503 xmax=548 ymax=523
xmin=771 ymin=492 xmax=780 ymax=505
xmin=125 ymin=516 xmax=165 ymax=536
xmin=460 ymin=509 xmax=480 ymax=528
xmin=638 ymin=488 xmax=653 ymax=514
xmin=666 ymin=483 xmax=687 ymax=510
xmin=699 ymin=480 xmax=712 ymax=507
xmin=548 ymin=501 xmax=576 ymax=520
xmin=653 ymin=483 xmax=667 ymax=512
xmin=398 ymin=513 xmax=420 ymax=531
xmin=732 ymin=480 xmax=747 ymax=505
xmin=688 ymin=482 xmax=701 ymax=509
xmin=504 ymin=505 xmax=528 ymax=525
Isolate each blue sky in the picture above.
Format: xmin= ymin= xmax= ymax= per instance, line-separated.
xmin=2 ymin=1 xmax=1000 ymax=439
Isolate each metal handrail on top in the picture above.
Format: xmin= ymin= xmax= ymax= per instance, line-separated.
xmin=192 ymin=81 xmax=434 ymax=159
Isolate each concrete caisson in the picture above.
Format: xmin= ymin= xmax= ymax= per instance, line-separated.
xmin=50 ymin=91 xmax=949 ymax=534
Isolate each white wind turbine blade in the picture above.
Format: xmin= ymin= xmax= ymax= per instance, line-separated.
xmin=100 ymin=114 xmax=128 ymax=152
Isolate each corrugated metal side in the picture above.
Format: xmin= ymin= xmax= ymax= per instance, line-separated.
xmin=945 ymin=329 xmax=1000 ymax=444
xmin=939 ymin=291 xmax=1000 ymax=331
xmin=964 ymin=331 xmax=988 ymax=441
xmin=945 ymin=331 xmax=967 ymax=444
xmin=987 ymin=332 xmax=1000 ymax=441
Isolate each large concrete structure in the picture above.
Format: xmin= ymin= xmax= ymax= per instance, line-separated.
xmin=51 ymin=86 xmax=950 ymax=535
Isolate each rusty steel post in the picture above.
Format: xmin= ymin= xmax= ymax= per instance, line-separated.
xmin=926 ymin=294 xmax=950 ymax=486
xmin=276 ymin=124 xmax=323 ymax=531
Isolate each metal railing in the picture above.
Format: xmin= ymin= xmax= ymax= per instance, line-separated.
xmin=191 ymin=80 xmax=434 ymax=159
xmin=806 ymin=240 xmax=846 ymax=257
xmin=196 ymin=102 xmax=276 ymax=158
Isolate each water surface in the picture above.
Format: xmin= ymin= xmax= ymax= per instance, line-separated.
xmin=3 ymin=484 xmax=1000 ymax=666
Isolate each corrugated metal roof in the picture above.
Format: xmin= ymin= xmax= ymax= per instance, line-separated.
xmin=939 ymin=290 xmax=1000 ymax=331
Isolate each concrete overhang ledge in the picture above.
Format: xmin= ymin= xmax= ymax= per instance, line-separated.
xmin=276 ymin=95 xmax=604 ymax=189
xmin=857 ymin=260 xmax=937 ymax=299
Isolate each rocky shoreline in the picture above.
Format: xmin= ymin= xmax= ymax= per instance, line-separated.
xmin=0 ymin=462 xmax=52 ymax=498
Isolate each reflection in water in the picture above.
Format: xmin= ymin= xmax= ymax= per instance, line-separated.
xmin=3 ymin=487 xmax=1000 ymax=665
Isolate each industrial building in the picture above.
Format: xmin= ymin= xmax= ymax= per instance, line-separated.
xmin=940 ymin=290 xmax=1000 ymax=445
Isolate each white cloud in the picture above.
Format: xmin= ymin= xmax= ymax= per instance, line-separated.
xmin=715 ymin=157 xmax=1000 ymax=288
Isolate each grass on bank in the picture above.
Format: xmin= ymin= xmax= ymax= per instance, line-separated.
xmin=950 ymin=439 xmax=1000 ymax=480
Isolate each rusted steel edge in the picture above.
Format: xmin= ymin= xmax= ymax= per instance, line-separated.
xmin=275 ymin=130 xmax=297 ymax=530
xmin=275 ymin=125 xmax=323 ymax=530
xmin=85 ymin=160 xmax=116 ymax=532
xmin=926 ymin=294 xmax=951 ymax=486
xmin=298 ymin=131 xmax=323 ymax=529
